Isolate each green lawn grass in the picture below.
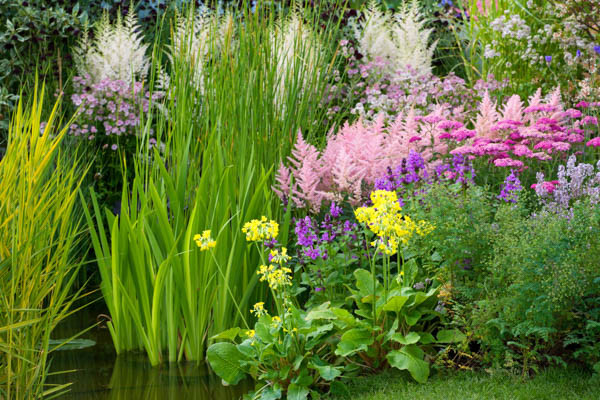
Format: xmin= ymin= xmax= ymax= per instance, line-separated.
xmin=332 ymin=367 xmax=599 ymax=400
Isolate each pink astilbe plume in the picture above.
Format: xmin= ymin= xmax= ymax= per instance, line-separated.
xmin=286 ymin=130 xmax=323 ymax=211
xmin=475 ymin=91 xmax=500 ymax=139
xmin=329 ymin=150 xmax=365 ymax=205
xmin=272 ymin=162 xmax=294 ymax=204
xmin=501 ymin=94 xmax=524 ymax=122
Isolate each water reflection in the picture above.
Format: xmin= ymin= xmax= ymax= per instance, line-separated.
xmin=48 ymin=307 xmax=250 ymax=399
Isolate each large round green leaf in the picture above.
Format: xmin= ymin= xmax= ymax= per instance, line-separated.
xmin=206 ymin=342 xmax=247 ymax=385
xmin=386 ymin=345 xmax=430 ymax=383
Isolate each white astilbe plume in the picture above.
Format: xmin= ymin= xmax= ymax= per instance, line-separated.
xmin=271 ymin=7 xmax=324 ymax=115
xmin=74 ymin=5 xmax=149 ymax=83
xmin=165 ymin=7 xmax=235 ymax=92
xmin=354 ymin=0 xmax=437 ymax=75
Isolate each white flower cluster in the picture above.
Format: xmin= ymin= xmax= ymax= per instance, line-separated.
xmin=353 ymin=0 xmax=437 ymax=75
xmin=74 ymin=6 xmax=149 ymax=84
xmin=490 ymin=13 xmax=531 ymax=40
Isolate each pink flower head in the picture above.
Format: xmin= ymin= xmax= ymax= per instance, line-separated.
xmin=451 ymin=128 xmax=476 ymax=141
xmin=565 ymin=109 xmax=582 ymax=119
xmin=450 ymin=145 xmax=475 ymax=155
xmin=509 ymin=132 xmax=522 ymax=140
xmin=438 ymin=120 xmax=464 ymax=130
xmin=551 ymin=142 xmax=570 ymax=152
xmin=409 ymin=136 xmax=422 ymax=143
xmin=483 ymin=143 xmax=510 ymax=154
xmin=512 ymin=144 xmax=533 ymax=157
xmin=493 ymin=120 xmax=523 ymax=131
xmin=422 ymin=115 xmax=444 ymax=124
xmin=581 ymin=116 xmax=598 ymax=126
xmin=533 ymin=141 xmax=554 ymax=150
xmin=531 ymin=152 xmax=552 ymax=161
xmin=531 ymin=181 xmax=557 ymax=193
xmin=586 ymin=137 xmax=600 ymax=147
xmin=438 ymin=132 xmax=452 ymax=140
xmin=524 ymin=104 xmax=557 ymax=113
xmin=540 ymin=181 xmax=557 ymax=193
xmin=566 ymin=133 xmax=584 ymax=143
xmin=575 ymin=101 xmax=590 ymax=108
xmin=494 ymin=158 xmax=524 ymax=168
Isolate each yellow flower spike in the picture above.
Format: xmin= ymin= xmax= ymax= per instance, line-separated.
xmin=194 ymin=230 xmax=216 ymax=251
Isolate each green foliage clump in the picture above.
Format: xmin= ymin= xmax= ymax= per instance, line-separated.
xmin=474 ymin=201 xmax=600 ymax=374
xmin=0 ymin=0 xmax=87 ymax=139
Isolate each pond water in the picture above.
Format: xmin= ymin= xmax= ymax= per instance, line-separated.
xmin=48 ymin=306 xmax=251 ymax=399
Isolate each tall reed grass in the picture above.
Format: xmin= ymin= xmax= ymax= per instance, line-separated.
xmin=0 ymin=87 xmax=87 ymax=399
xmin=84 ymin=1 xmax=344 ymax=365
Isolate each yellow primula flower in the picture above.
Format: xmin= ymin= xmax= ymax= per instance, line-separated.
xmin=355 ymin=189 xmax=434 ymax=254
xmin=245 ymin=329 xmax=256 ymax=338
xmin=269 ymin=247 xmax=290 ymax=264
xmin=242 ymin=216 xmax=279 ymax=242
xmin=271 ymin=315 xmax=282 ymax=328
xmin=257 ymin=264 xmax=292 ymax=290
xmin=193 ymin=230 xmax=216 ymax=251
xmin=250 ymin=302 xmax=268 ymax=317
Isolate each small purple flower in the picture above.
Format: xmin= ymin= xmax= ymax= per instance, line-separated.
xmin=315 ymin=287 xmax=324 ymax=292
xmin=303 ymin=246 xmax=321 ymax=260
xmin=576 ymin=49 xmax=581 ymax=58
xmin=264 ymin=238 xmax=278 ymax=249
xmin=544 ymin=55 xmax=552 ymax=63
xmin=594 ymin=45 xmax=600 ymax=55
xmin=330 ymin=202 xmax=342 ymax=218
xmin=111 ymin=144 xmax=118 ymax=151
xmin=497 ymin=169 xmax=522 ymax=203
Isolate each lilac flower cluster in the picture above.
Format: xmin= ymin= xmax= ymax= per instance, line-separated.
xmin=293 ymin=202 xmax=358 ymax=262
xmin=535 ymin=155 xmax=600 ymax=216
xmin=328 ymin=41 xmax=506 ymax=123
xmin=70 ymin=74 xmax=164 ymax=151
xmin=497 ymin=169 xmax=523 ymax=203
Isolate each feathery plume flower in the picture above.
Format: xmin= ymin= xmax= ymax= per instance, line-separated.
xmin=74 ymin=5 xmax=149 ymax=83
xmin=354 ymin=0 xmax=437 ymax=75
